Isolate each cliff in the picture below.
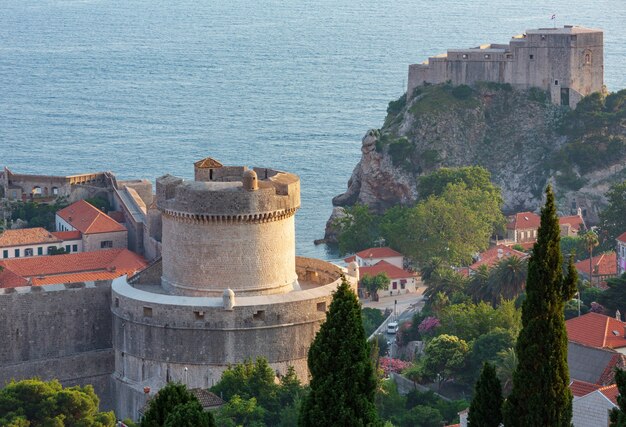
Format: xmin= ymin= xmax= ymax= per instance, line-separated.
xmin=326 ymin=83 xmax=626 ymax=242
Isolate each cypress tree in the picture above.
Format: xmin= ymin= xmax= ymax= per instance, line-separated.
xmin=503 ymin=186 xmax=577 ymax=426
xmin=610 ymin=369 xmax=626 ymax=427
xmin=468 ymin=362 xmax=503 ymax=427
xmin=299 ymin=276 xmax=380 ymax=427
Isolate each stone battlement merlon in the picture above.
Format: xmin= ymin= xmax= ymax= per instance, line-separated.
xmin=156 ymin=159 xmax=300 ymax=217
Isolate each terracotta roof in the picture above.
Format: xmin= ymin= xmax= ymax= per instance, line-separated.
xmin=189 ymin=389 xmax=225 ymax=408
xmin=506 ymin=211 xmax=541 ymax=230
xmin=57 ymin=200 xmax=126 ymax=234
xmin=0 ymin=248 xmax=147 ymax=288
xmin=618 ymin=232 xmax=626 ymax=244
xmin=360 ymin=260 xmax=416 ymax=280
xmin=355 ymin=247 xmax=403 ymax=259
xmin=0 ymin=268 xmax=29 ymax=288
xmin=559 ymin=215 xmax=586 ymax=234
xmin=566 ymin=312 xmax=626 ymax=349
xmin=570 ymin=379 xmax=601 ymax=397
xmin=194 ymin=157 xmax=223 ymax=169
xmin=344 ymin=255 xmax=357 ymax=264
xmin=51 ymin=231 xmax=82 ymax=241
xmin=0 ymin=228 xmax=61 ymax=248
xmin=599 ymin=384 xmax=620 ymax=405
xmin=470 ymin=244 xmax=528 ymax=271
xmin=575 ymin=252 xmax=617 ymax=277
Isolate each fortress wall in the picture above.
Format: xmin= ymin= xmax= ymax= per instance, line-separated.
xmin=0 ymin=282 xmax=114 ymax=409
xmin=161 ymin=214 xmax=297 ymax=296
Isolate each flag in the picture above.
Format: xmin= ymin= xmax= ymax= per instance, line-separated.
xmin=551 ymin=14 xmax=556 ymax=20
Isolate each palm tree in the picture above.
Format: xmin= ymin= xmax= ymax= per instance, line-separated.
xmin=423 ymin=266 xmax=468 ymax=300
xmin=495 ymin=347 xmax=518 ymax=395
xmin=489 ymin=255 xmax=528 ymax=302
xmin=582 ymin=230 xmax=599 ymax=286
xmin=466 ymin=264 xmax=493 ymax=303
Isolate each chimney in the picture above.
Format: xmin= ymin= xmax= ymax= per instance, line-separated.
xmin=616 ymin=309 xmax=621 ymax=321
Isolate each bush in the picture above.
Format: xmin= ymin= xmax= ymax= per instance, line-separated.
xmin=452 ymin=85 xmax=473 ymax=100
xmin=388 ymin=137 xmax=414 ymax=166
xmin=387 ymin=94 xmax=407 ymax=116
xmin=362 ymin=307 xmax=386 ymax=336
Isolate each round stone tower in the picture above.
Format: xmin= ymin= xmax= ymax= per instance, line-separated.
xmin=111 ymin=158 xmax=357 ymax=421
xmin=158 ymin=164 xmax=300 ymax=296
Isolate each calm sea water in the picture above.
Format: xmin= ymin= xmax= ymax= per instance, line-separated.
xmin=1 ymin=0 xmax=625 ymax=260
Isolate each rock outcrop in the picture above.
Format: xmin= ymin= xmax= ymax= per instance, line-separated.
xmin=326 ymin=84 xmax=626 ymax=242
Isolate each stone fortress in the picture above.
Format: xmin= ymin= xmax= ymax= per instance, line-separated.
xmin=0 ymin=158 xmax=358 ymax=421
xmin=408 ymin=25 xmax=603 ymax=108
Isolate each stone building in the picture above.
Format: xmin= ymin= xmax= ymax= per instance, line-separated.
xmin=110 ymin=158 xmax=357 ymax=420
xmin=408 ymin=25 xmax=603 ymax=108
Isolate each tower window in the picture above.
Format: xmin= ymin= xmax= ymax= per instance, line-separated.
xmin=584 ymin=53 xmax=591 ymax=65
xmin=317 ymin=302 xmax=327 ymax=312
xmin=555 ymin=80 xmax=559 ymax=86
xmin=462 ymin=54 xmax=468 ymax=59
xmin=253 ymin=310 xmax=265 ymax=321
xmin=484 ymin=54 xmax=490 ymax=59
xmin=529 ymin=54 xmax=534 ymax=60
xmin=143 ymin=306 xmax=153 ymax=317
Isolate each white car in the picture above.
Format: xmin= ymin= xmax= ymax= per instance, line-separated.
xmin=387 ymin=321 xmax=399 ymax=334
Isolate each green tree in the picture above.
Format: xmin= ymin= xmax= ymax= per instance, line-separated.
xmin=466 ymin=264 xmax=492 ymax=303
xmin=362 ymin=307 xmax=386 ymax=336
xmin=421 ymin=334 xmax=469 ymax=389
xmin=361 ymin=272 xmax=390 ymax=301
xmin=335 ymin=204 xmax=381 ymax=255
xmin=466 ymin=329 xmax=516 ymax=384
xmin=141 ymin=382 xmax=201 ymax=427
xmin=582 ymin=230 xmax=599 ymax=286
xmin=600 ymin=181 xmax=626 ymax=245
xmin=0 ymin=378 xmax=115 ymax=427
xmin=299 ymin=277 xmax=381 ymax=427
xmin=468 ymin=362 xmax=503 ymax=427
xmin=488 ymin=255 xmax=527 ymax=302
xmin=215 ymin=395 xmax=266 ymax=427
xmin=438 ymin=300 xmax=521 ymax=343
xmin=610 ymin=368 xmax=626 ymax=426
xmin=423 ymin=267 xmax=468 ymax=300
xmin=163 ymin=401 xmax=215 ymax=427
xmin=495 ymin=347 xmax=517 ymax=395
xmin=599 ymin=274 xmax=626 ymax=314
xmin=503 ymin=186 xmax=578 ymax=426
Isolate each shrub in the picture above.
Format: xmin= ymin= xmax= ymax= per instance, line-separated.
xmin=452 ymin=85 xmax=473 ymax=100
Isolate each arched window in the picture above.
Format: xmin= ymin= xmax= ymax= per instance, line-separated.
xmin=32 ymin=186 xmax=41 ymax=196
xmin=584 ymin=50 xmax=592 ymax=65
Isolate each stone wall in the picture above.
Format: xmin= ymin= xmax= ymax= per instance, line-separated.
xmin=83 ymin=230 xmax=128 ymax=252
xmin=0 ymin=282 xmax=114 ymax=410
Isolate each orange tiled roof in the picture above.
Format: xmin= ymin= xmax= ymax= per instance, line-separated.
xmin=559 ymin=215 xmax=586 ymax=233
xmin=355 ymin=247 xmax=403 ymax=259
xmin=570 ymin=379 xmax=601 ymax=397
xmin=617 ymin=232 xmax=626 ymax=244
xmin=0 ymin=268 xmax=29 ymax=288
xmin=566 ymin=312 xmax=626 ymax=349
xmin=56 ymin=200 xmax=126 ymax=234
xmin=575 ymin=252 xmax=617 ymax=277
xmin=506 ymin=212 xmax=541 ymax=230
xmin=51 ymin=231 xmax=82 ymax=241
xmin=360 ymin=260 xmax=416 ymax=280
xmin=344 ymin=255 xmax=357 ymax=264
xmin=0 ymin=228 xmax=61 ymax=248
xmin=470 ymin=244 xmax=528 ymax=271
xmin=599 ymin=384 xmax=620 ymax=405
xmin=194 ymin=157 xmax=223 ymax=169
xmin=0 ymin=248 xmax=147 ymax=288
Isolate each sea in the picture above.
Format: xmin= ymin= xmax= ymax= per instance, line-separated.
xmin=1 ymin=0 xmax=625 ymax=261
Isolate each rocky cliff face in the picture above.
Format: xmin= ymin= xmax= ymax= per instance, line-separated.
xmin=326 ymin=84 xmax=626 ymax=241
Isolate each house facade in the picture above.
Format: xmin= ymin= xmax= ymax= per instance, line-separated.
xmin=56 ymin=200 xmax=128 ymax=252
xmin=345 ymin=247 xmax=404 ymax=269
xmin=360 ymin=260 xmax=418 ymax=297
xmin=617 ymin=232 xmax=626 ymax=275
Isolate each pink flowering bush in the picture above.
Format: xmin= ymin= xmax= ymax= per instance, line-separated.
xmin=379 ymin=357 xmax=411 ymax=376
xmin=418 ymin=316 xmax=440 ymax=335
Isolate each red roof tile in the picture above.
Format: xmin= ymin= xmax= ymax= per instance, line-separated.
xmin=566 ymin=312 xmax=626 ymax=349
xmin=506 ymin=212 xmax=541 ymax=230
xmin=470 ymin=245 xmax=528 ymax=271
xmin=344 ymin=255 xmax=357 ymax=264
xmin=57 ymin=200 xmax=126 ymax=234
xmin=575 ymin=252 xmax=617 ymax=277
xmin=360 ymin=260 xmax=416 ymax=280
xmin=0 ymin=248 xmax=147 ymax=288
xmin=51 ymin=231 xmax=82 ymax=241
xmin=0 ymin=268 xmax=29 ymax=288
xmin=0 ymin=228 xmax=61 ymax=248
xmin=599 ymin=384 xmax=620 ymax=405
xmin=559 ymin=215 xmax=586 ymax=234
xmin=355 ymin=247 xmax=403 ymax=259
xmin=570 ymin=379 xmax=601 ymax=397
xmin=618 ymin=232 xmax=626 ymax=244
